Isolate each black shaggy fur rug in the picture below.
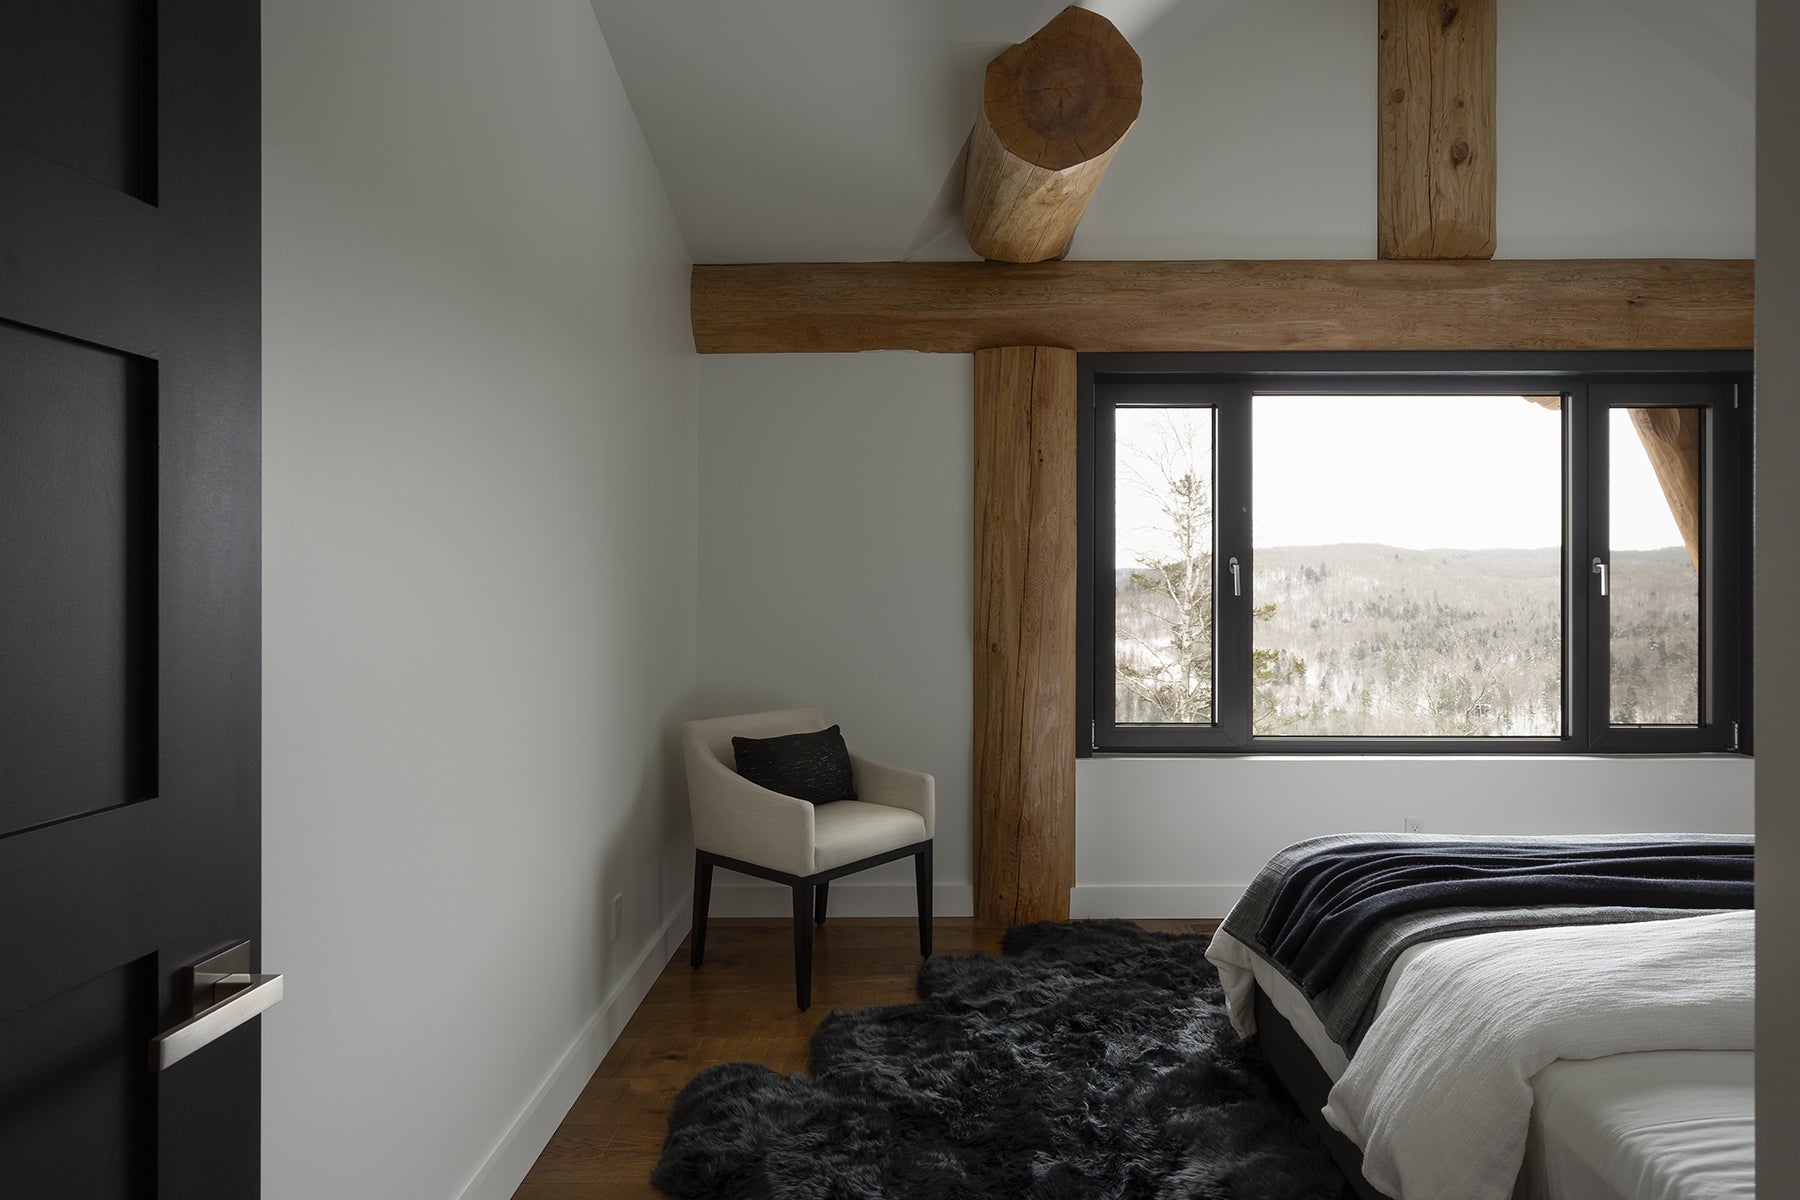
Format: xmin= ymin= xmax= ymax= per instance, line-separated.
xmin=651 ymin=920 xmax=1354 ymax=1199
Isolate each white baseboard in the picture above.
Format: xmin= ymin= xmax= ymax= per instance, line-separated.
xmin=708 ymin=880 xmax=974 ymax=918
xmin=1069 ymin=884 xmax=1247 ymax=919
xmin=454 ymin=892 xmax=693 ymax=1200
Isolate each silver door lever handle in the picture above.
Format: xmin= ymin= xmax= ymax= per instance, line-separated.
xmin=150 ymin=942 xmax=283 ymax=1071
xmin=1228 ymin=556 xmax=1242 ymax=597
xmin=1592 ymin=556 xmax=1609 ymax=597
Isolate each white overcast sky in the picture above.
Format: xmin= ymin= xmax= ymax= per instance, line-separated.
xmin=1117 ymin=397 xmax=1685 ymax=564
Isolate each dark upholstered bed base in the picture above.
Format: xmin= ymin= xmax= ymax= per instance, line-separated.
xmin=1252 ymin=987 xmax=1390 ymax=1200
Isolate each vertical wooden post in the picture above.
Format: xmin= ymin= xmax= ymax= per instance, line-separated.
xmin=1378 ymin=0 xmax=1496 ymax=259
xmin=974 ymin=346 xmax=1077 ymax=925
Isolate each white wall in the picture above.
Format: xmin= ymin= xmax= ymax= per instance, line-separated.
xmin=695 ymin=354 xmax=974 ymax=915
xmin=261 ymin=4 xmax=696 ymax=1199
xmin=1755 ymin=1 xmax=1800 ymax=1191
xmin=1072 ymin=0 xmax=1377 ymax=260
xmin=1076 ymin=757 xmax=1753 ymax=916
xmin=696 ymin=346 xmax=1755 ymax=917
xmin=1494 ymin=0 xmax=1753 ymax=259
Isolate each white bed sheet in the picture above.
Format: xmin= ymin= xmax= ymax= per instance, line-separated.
xmin=1208 ymin=927 xmax=1437 ymax=1084
xmin=1205 ymin=928 xmax=1757 ymax=1200
xmin=1518 ymin=1051 xmax=1754 ymax=1200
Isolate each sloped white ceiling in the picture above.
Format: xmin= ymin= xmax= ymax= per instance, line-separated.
xmin=590 ymin=0 xmax=1752 ymax=264
xmin=1500 ymin=0 xmax=1754 ymax=258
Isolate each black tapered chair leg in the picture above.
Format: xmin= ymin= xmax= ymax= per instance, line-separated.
xmin=690 ymin=855 xmax=714 ymax=968
xmin=814 ymin=880 xmax=830 ymax=926
xmin=915 ymin=842 xmax=933 ymax=957
xmin=792 ymin=882 xmax=815 ymax=1010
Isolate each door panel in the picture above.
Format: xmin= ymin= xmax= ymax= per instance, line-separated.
xmin=0 ymin=0 xmax=156 ymax=200
xmin=0 ymin=2 xmax=262 ymax=1195
xmin=0 ymin=805 xmax=161 ymax=1023
xmin=0 ymin=323 xmax=157 ymax=835
xmin=0 ymin=958 xmax=157 ymax=1199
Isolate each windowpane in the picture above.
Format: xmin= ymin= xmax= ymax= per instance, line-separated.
xmin=1114 ymin=408 xmax=1214 ymax=724
xmin=1608 ymin=407 xmax=1701 ymax=725
xmin=1087 ymin=360 xmax=1747 ymax=756
xmin=1251 ymin=395 xmax=1563 ymax=737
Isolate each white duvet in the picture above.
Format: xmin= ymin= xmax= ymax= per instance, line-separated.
xmin=1321 ymin=910 xmax=1754 ymax=1200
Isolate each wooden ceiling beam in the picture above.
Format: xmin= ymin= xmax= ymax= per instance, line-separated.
xmin=691 ymin=259 xmax=1753 ymax=354
xmin=962 ymin=7 xmax=1142 ymax=263
xmin=1630 ymin=407 xmax=1704 ymax=571
xmin=1379 ymin=0 xmax=1497 ymax=259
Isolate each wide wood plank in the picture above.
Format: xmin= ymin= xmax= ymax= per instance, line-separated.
xmin=690 ymin=259 xmax=1754 ymax=354
xmin=973 ymin=347 xmax=1077 ymax=925
xmin=1379 ymin=0 xmax=1496 ymax=258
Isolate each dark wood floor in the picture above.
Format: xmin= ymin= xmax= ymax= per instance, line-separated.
xmin=512 ymin=916 xmax=1220 ymax=1198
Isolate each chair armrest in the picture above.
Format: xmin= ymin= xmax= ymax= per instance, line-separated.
xmin=684 ymin=748 xmax=817 ymax=876
xmin=848 ymin=750 xmax=934 ymax=840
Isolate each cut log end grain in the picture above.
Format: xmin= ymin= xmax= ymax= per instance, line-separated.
xmin=983 ymin=7 xmax=1142 ymax=171
xmin=963 ymin=7 xmax=1143 ymax=263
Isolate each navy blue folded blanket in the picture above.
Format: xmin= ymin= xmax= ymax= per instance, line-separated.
xmin=1256 ymin=838 xmax=1754 ymax=996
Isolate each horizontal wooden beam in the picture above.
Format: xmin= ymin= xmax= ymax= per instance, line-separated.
xmin=691 ymin=259 xmax=1754 ymax=354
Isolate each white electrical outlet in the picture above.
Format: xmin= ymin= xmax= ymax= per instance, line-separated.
xmin=1403 ymin=816 xmax=1425 ymax=833
xmin=611 ymin=893 xmax=624 ymax=940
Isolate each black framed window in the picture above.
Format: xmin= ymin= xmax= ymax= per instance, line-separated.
xmin=1077 ymin=353 xmax=1751 ymax=755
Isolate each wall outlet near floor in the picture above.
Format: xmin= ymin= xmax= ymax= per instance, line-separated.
xmin=611 ymin=893 xmax=624 ymax=940
xmin=1403 ymin=816 xmax=1425 ymax=833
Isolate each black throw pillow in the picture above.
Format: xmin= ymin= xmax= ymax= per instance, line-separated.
xmin=731 ymin=725 xmax=858 ymax=805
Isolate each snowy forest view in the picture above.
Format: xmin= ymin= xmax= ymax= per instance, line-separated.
xmin=1116 ymin=546 xmax=1699 ymax=735
xmin=1113 ymin=400 xmax=1701 ymax=736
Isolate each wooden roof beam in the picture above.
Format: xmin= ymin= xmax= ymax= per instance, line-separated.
xmin=962 ymin=7 xmax=1142 ymax=263
xmin=1630 ymin=407 xmax=1703 ymax=571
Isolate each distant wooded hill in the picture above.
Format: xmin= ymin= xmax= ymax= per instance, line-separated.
xmin=1116 ymin=544 xmax=1698 ymax=735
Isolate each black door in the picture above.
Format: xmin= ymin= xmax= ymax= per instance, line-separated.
xmin=1 ymin=2 xmax=262 ymax=1195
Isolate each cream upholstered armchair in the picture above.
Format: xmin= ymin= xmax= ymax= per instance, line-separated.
xmin=682 ymin=708 xmax=934 ymax=1010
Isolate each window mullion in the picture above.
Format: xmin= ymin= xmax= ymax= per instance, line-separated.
xmin=1215 ymin=387 xmax=1254 ymax=746
xmin=1568 ymin=382 xmax=1599 ymax=750
xmin=1707 ymin=390 xmax=1748 ymax=747
xmin=1093 ymin=393 xmax=1121 ymax=747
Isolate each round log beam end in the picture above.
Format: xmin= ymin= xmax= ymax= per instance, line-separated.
xmin=962 ymin=7 xmax=1143 ymax=263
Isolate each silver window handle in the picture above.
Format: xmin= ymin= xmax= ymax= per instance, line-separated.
xmin=150 ymin=942 xmax=284 ymax=1071
xmin=1228 ymin=556 xmax=1242 ymax=597
xmin=1592 ymin=556 xmax=1608 ymax=597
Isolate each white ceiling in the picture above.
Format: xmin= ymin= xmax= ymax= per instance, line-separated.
xmin=588 ymin=0 xmax=1754 ymax=264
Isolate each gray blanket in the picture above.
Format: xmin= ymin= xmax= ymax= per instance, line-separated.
xmin=1220 ymin=832 xmax=1738 ymax=1051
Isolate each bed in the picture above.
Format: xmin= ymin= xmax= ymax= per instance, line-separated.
xmin=1205 ymin=833 xmax=1755 ymax=1200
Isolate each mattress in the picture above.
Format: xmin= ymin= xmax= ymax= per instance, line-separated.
xmin=1518 ymin=1051 xmax=1754 ymax=1200
xmin=1209 ymin=926 xmax=1757 ymax=1200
